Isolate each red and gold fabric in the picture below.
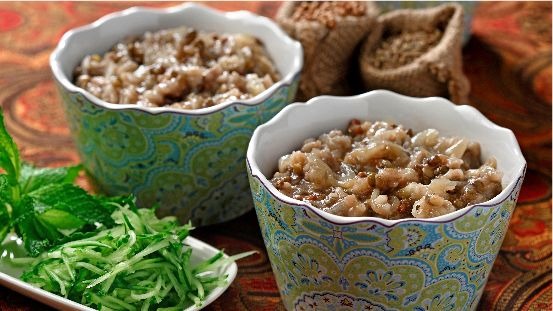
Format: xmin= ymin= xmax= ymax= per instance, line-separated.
xmin=0 ymin=2 xmax=550 ymax=310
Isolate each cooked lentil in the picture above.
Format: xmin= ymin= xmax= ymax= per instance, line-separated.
xmin=271 ymin=119 xmax=503 ymax=219
xmin=74 ymin=26 xmax=280 ymax=109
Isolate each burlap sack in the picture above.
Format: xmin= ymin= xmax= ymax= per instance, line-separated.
xmin=277 ymin=2 xmax=379 ymax=100
xmin=359 ymin=4 xmax=470 ymax=104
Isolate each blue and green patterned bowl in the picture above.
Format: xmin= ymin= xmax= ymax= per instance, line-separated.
xmin=50 ymin=4 xmax=302 ymax=226
xmin=246 ymin=90 xmax=526 ymax=310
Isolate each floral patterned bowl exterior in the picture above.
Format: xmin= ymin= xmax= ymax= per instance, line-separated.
xmin=246 ymin=90 xmax=526 ymax=311
xmin=50 ymin=4 xmax=302 ymax=226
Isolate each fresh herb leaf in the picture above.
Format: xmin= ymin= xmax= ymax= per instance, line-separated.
xmin=11 ymin=209 xmax=53 ymax=257
xmin=0 ymin=174 xmax=11 ymax=203
xmin=0 ymin=174 xmax=17 ymax=245
xmin=24 ymin=183 xmax=114 ymax=227
xmin=0 ymin=111 xmax=18 ymax=243
xmin=0 ymin=153 xmax=16 ymax=186
xmin=11 ymin=184 xmax=116 ymax=256
xmin=38 ymin=209 xmax=85 ymax=230
xmin=0 ymin=174 xmax=12 ymax=243
xmin=0 ymin=111 xmax=20 ymax=185
xmin=33 ymin=216 xmax=63 ymax=243
xmin=0 ymin=201 xmax=9 ymax=243
xmin=19 ymin=164 xmax=82 ymax=194
xmin=0 ymin=109 xmax=118 ymax=254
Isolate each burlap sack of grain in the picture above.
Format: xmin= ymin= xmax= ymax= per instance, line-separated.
xmin=359 ymin=4 xmax=470 ymax=104
xmin=276 ymin=2 xmax=379 ymax=100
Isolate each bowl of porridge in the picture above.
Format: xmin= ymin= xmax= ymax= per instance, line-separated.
xmin=246 ymin=90 xmax=526 ymax=310
xmin=50 ymin=3 xmax=302 ymax=225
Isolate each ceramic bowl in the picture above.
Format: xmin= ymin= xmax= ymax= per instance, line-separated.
xmin=50 ymin=4 xmax=302 ymax=226
xmin=246 ymin=90 xmax=526 ymax=310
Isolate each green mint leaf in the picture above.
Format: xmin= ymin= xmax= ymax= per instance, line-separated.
xmin=25 ymin=239 xmax=51 ymax=257
xmin=0 ymin=152 xmax=17 ymax=186
xmin=12 ymin=183 xmax=116 ymax=256
xmin=0 ymin=111 xmax=20 ymax=184
xmin=0 ymin=175 xmax=10 ymax=242
xmin=19 ymin=164 xmax=82 ymax=194
xmin=0 ymin=202 xmax=9 ymax=243
xmin=26 ymin=183 xmax=114 ymax=227
xmin=0 ymin=174 xmax=11 ymax=203
xmin=34 ymin=216 xmax=63 ymax=243
xmin=38 ymin=209 xmax=85 ymax=230
xmin=12 ymin=208 xmax=55 ymax=257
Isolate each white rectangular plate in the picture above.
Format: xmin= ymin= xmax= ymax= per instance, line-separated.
xmin=0 ymin=234 xmax=237 ymax=311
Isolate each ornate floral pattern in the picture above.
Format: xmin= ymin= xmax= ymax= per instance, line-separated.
xmin=355 ymin=270 xmax=406 ymax=302
xmin=248 ymin=163 xmax=525 ymax=310
xmin=57 ymin=78 xmax=298 ymax=226
xmin=414 ymin=291 xmax=457 ymax=311
xmin=295 ymin=292 xmax=391 ymax=311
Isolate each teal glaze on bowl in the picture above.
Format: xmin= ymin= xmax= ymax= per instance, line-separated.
xmin=50 ymin=4 xmax=303 ymax=226
xmin=57 ymin=77 xmax=298 ymax=225
xmin=247 ymin=168 xmax=523 ymax=311
xmin=246 ymin=91 xmax=526 ymax=310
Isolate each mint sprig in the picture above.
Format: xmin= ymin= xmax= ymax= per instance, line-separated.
xmin=0 ymin=175 xmax=10 ymax=242
xmin=19 ymin=164 xmax=82 ymax=194
xmin=0 ymin=110 xmax=257 ymax=310
xmin=0 ymin=111 xmax=20 ymax=186
xmin=0 ymin=110 xmax=115 ymax=256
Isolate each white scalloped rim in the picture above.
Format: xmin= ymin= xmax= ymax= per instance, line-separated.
xmin=50 ymin=3 xmax=303 ymax=115
xmin=247 ymin=90 xmax=526 ymax=226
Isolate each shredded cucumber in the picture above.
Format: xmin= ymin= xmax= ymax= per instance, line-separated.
xmin=21 ymin=205 xmax=248 ymax=310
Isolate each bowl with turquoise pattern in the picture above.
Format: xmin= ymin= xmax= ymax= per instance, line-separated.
xmin=246 ymin=90 xmax=526 ymax=310
xmin=50 ymin=4 xmax=302 ymax=226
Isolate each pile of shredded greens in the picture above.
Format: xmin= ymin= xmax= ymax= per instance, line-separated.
xmin=21 ymin=204 xmax=252 ymax=310
xmin=0 ymin=110 xmax=253 ymax=310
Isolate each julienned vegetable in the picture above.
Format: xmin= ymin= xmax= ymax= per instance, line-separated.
xmin=21 ymin=202 xmax=254 ymax=310
xmin=0 ymin=110 xmax=255 ymax=309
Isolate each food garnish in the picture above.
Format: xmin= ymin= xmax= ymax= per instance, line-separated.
xmin=0 ymin=110 xmax=254 ymax=309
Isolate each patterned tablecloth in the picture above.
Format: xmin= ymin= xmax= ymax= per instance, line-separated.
xmin=0 ymin=2 xmax=550 ymax=310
